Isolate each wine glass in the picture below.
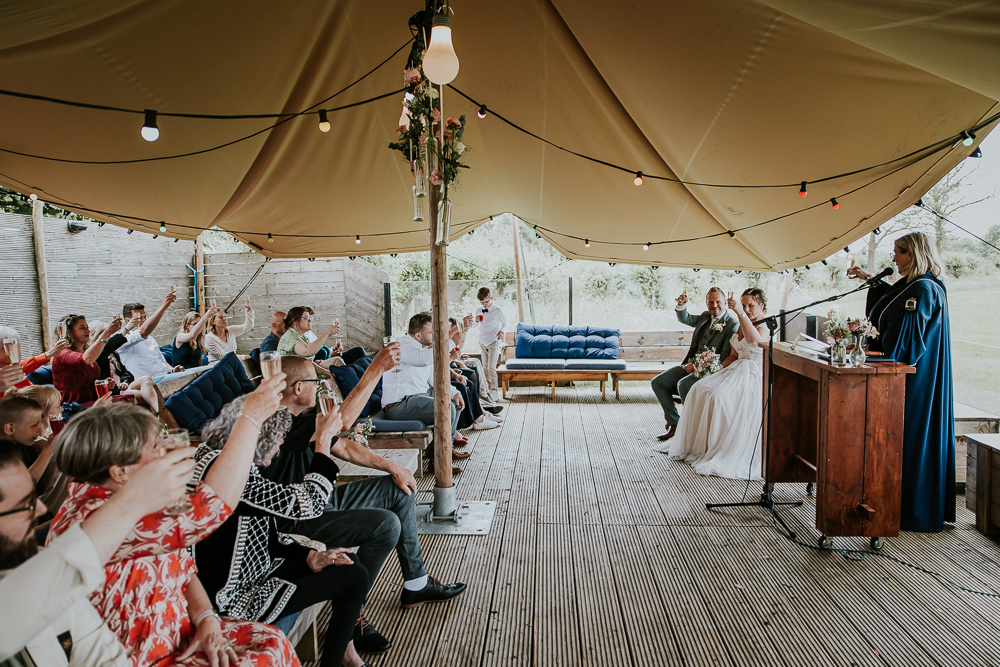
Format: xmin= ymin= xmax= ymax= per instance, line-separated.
xmin=260 ymin=351 xmax=281 ymax=380
xmin=332 ymin=318 xmax=341 ymax=343
xmin=160 ymin=429 xmax=194 ymax=515
xmin=384 ymin=336 xmax=401 ymax=373
xmin=2 ymin=338 xmax=20 ymax=364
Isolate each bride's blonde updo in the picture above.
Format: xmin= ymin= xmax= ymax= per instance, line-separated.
xmin=742 ymin=288 xmax=767 ymax=314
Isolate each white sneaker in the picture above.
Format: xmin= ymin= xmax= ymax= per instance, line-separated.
xmin=488 ymin=391 xmax=499 ymax=402
xmin=473 ymin=417 xmax=499 ymax=430
xmin=490 ymin=414 xmax=504 ymax=423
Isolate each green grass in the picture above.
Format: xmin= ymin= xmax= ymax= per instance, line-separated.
xmin=947 ymin=282 xmax=1000 ymax=414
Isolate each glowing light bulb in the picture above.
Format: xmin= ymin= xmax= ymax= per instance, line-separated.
xmin=159 ymin=222 xmax=166 ymax=232
xmin=355 ymin=235 xmax=361 ymax=245
xmin=268 ymin=233 xmax=274 ymax=243
xmin=961 ymin=130 xmax=975 ymax=147
xmin=584 ymin=239 xmax=590 ymax=248
xmin=29 ymin=193 xmax=37 ymax=201
xmin=634 ymin=171 xmax=643 ymax=186
xmin=422 ymin=14 xmax=460 ymax=85
xmin=798 ymin=181 xmax=808 ymax=197
xmin=477 ymin=105 xmax=487 ymax=119
xmin=141 ymin=109 xmax=159 ymax=142
xmin=642 ymin=242 xmax=649 ymax=251
xmin=830 ymin=198 xmax=840 ymax=210
xmin=318 ymin=110 xmax=331 ymax=133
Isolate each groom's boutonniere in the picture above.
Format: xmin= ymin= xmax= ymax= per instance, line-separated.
xmin=709 ymin=321 xmax=725 ymax=333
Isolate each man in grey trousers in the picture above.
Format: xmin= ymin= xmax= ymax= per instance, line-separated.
xmin=259 ymin=352 xmax=467 ymax=656
xmin=651 ymin=287 xmax=739 ymax=441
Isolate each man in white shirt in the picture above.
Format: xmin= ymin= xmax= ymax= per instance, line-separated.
xmin=116 ymin=290 xmax=184 ymax=380
xmin=466 ymin=287 xmax=508 ymax=402
xmin=0 ymin=439 xmax=196 ymax=665
xmin=381 ymin=312 xmax=467 ymax=454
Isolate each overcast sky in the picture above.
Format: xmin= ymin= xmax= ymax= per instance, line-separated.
xmin=943 ymin=130 xmax=1000 ymax=240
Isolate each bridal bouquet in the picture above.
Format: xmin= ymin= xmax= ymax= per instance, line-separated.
xmin=692 ymin=351 xmax=722 ymax=378
xmin=340 ymin=420 xmax=374 ymax=449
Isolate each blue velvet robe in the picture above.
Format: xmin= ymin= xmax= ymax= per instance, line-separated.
xmin=866 ymin=272 xmax=955 ymax=532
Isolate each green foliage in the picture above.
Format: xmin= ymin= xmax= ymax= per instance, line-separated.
xmin=0 ymin=186 xmax=90 ymax=220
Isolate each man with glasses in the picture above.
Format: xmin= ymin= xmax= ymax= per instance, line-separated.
xmin=0 ymin=439 xmax=196 ymax=664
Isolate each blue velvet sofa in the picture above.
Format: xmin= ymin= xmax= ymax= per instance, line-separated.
xmin=500 ymin=324 xmax=626 ymax=398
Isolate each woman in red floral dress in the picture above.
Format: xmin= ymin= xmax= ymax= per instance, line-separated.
xmin=46 ymin=376 xmax=294 ymax=667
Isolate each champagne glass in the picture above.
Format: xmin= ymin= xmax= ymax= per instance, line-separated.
xmin=317 ymin=381 xmax=340 ymax=415
xmin=2 ymin=338 xmax=20 ymax=364
xmin=94 ymin=379 xmax=112 ymax=399
xmin=260 ymin=351 xmax=281 ymax=380
xmin=160 ymin=429 xmax=193 ymax=515
xmin=332 ymin=318 xmax=342 ymax=345
xmin=384 ymin=336 xmax=401 ymax=373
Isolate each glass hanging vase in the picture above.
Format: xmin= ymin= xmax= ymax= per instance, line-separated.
xmin=425 ymin=137 xmax=439 ymax=176
xmin=435 ymin=198 xmax=452 ymax=246
xmin=414 ymin=155 xmax=427 ymax=198
xmin=830 ymin=338 xmax=848 ymax=365
xmin=412 ymin=186 xmax=424 ymax=222
xmin=850 ymin=334 xmax=867 ymax=366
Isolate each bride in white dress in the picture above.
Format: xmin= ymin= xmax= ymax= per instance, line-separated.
xmin=656 ymin=288 xmax=769 ymax=480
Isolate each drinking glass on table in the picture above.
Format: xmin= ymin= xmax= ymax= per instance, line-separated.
xmin=317 ymin=381 xmax=340 ymax=416
xmin=260 ymin=351 xmax=281 ymax=380
xmin=384 ymin=336 xmax=401 ymax=373
xmin=2 ymin=338 xmax=20 ymax=364
xmin=160 ymin=429 xmax=193 ymax=515
xmin=94 ymin=379 xmax=112 ymax=399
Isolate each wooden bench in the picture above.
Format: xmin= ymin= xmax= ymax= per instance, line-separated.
xmin=965 ymin=433 xmax=1000 ymax=536
xmin=955 ymin=403 xmax=1000 ymax=486
xmin=496 ymin=367 xmax=609 ymax=400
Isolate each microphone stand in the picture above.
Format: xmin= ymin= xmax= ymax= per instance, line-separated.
xmin=705 ymin=275 xmax=883 ymax=538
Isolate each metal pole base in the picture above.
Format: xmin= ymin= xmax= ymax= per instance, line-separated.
xmin=415 ymin=487 xmax=498 ymax=535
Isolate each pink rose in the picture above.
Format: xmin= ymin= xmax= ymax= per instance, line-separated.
xmin=397 ymin=125 xmax=408 ymax=135
xmin=404 ymin=68 xmax=422 ymax=84
xmin=848 ymin=322 xmax=859 ymax=332
xmin=429 ymin=170 xmax=443 ymax=185
xmin=832 ymin=331 xmax=843 ymax=340
xmin=446 ymin=116 xmax=462 ymax=129
xmin=431 ymin=108 xmax=441 ymax=123
xmin=419 ymin=134 xmax=428 ymax=145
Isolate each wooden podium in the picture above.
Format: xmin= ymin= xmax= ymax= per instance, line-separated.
xmin=764 ymin=343 xmax=914 ymax=544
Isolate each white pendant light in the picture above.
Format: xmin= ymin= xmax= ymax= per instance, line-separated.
xmin=423 ymin=13 xmax=460 ymax=85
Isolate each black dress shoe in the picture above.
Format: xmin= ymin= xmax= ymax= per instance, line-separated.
xmin=483 ymin=404 xmax=503 ymax=415
xmin=400 ymin=576 xmax=467 ymax=609
xmin=354 ymin=616 xmax=392 ymax=653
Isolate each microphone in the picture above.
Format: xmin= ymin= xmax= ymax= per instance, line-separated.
xmin=863 ymin=266 xmax=893 ymax=285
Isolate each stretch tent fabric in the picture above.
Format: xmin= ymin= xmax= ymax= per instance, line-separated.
xmin=0 ymin=0 xmax=997 ymax=270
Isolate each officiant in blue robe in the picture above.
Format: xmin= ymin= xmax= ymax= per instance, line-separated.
xmin=852 ymin=232 xmax=955 ymax=532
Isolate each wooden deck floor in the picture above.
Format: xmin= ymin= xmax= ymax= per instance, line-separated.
xmin=308 ymin=383 xmax=1000 ymax=667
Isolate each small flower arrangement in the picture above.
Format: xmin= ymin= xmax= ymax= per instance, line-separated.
xmin=847 ymin=316 xmax=879 ymax=339
xmin=692 ymin=350 xmax=722 ymax=378
xmin=340 ymin=420 xmax=374 ymax=449
xmin=824 ymin=308 xmax=852 ymax=343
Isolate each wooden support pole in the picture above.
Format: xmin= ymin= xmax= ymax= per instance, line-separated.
xmin=195 ymin=233 xmax=206 ymax=313
xmin=511 ymin=216 xmax=526 ymax=322
xmin=429 ymin=185 xmax=454 ymax=488
xmin=31 ymin=201 xmax=52 ymax=350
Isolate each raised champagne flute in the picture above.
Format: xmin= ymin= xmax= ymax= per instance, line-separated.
xmin=94 ymin=379 xmax=112 ymax=399
xmin=317 ymin=381 xmax=340 ymax=416
xmin=384 ymin=336 xmax=401 ymax=373
xmin=332 ymin=318 xmax=341 ymax=343
xmin=160 ymin=428 xmax=194 ymax=515
xmin=2 ymin=337 xmax=20 ymax=364
xmin=260 ymin=351 xmax=281 ymax=380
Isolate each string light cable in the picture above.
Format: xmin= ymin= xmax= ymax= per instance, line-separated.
xmin=0 ymin=37 xmax=414 ymax=165
xmin=915 ymin=200 xmax=1000 ymax=254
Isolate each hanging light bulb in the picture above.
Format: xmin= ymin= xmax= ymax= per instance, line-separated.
xmin=477 ymin=105 xmax=488 ymax=119
xmin=141 ymin=109 xmax=159 ymax=141
xmin=971 ymin=146 xmax=983 ymax=158
xmin=960 ymin=130 xmax=976 ymax=147
xmin=798 ymin=181 xmax=808 ymax=197
xmin=830 ymin=198 xmax=840 ymax=210
xmin=29 ymin=193 xmax=37 ymax=201
xmin=874 ymin=227 xmax=882 ymax=235
xmin=423 ymin=13 xmax=460 ymax=85
xmin=642 ymin=242 xmax=650 ymax=251
xmin=159 ymin=222 xmax=167 ymax=233
xmin=634 ymin=171 xmax=643 ymax=186
xmin=318 ymin=110 xmax=331 ymax=133
xmin=820 ymin=259 xmax=828 ymax=265
xmin=843 ymin=246 xmax=850 ymax=254
xmin=349 ymin=256 xmax=357 ymax=260
xmin=152 ymin=235 xmax=158 ymax=239
xmin=584 ymin=239 xmax=590 ymax=248
xmin=355 ymin=235 xmax=361 ymax=245
xmin=268 ymin=233 xmax=274 ymax=243
xmin=174 ymin=238 xmax=179 ymax=243
xmin=97 ymin=222 xmax=105 ymax=227
xmin=804 ymin=264 xmax=811 ymax=270
xmin=127 ymin=229 xmax=134 ymax=234
xmin=727 ymin=230 xmax=735 ymax=238
xmin=308 ymin=257 xmax=315 ymax=262
xmin=608 ymin=262 xmax=616 ymax=267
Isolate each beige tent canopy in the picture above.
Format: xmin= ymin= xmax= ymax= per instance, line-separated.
xmin=0 ymin=0 xmax=997 ymax=270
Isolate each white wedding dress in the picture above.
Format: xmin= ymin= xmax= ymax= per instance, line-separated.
xmin=656 ymin=333 xmax=764 ymax=480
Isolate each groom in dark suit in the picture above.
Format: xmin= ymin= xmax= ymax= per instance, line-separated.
xmin=652 ymin=287 xmax=739 ymax=441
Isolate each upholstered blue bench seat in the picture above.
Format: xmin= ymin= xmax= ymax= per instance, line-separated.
xmin=565 ymin=359 xmax=627 ymax=371
xmin=504 ymin=358 xmax=567 ymax=370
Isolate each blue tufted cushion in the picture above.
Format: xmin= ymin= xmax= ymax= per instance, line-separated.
xmin=515 ymin=324 xmax=620 ymax=360
xmin=163 ymin=353 xmax=254 ymax=433
xmin=329 ymin=355 xmax=381 ymax=418
xmin=27 ymin=365 xmax=53 ymax=385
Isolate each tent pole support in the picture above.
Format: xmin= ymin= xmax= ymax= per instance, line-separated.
xmin=511 ymin=216 xmax=526 ymax=322
xmin=31 ymin=200 xmax=52 ymax=350
xmin=429 ymin=185 xmax=454 ymax=494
